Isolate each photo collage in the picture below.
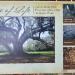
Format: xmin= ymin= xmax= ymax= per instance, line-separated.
xmin=1 ymin=1 xmax=75 ymax=74
xmin=63 ymin=4 xmax=75 ymax=69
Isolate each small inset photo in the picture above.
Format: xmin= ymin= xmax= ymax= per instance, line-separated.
xmin=64 ymin=47 xmax=75 ymax=69
xmin=63 ymin=4 xmax=75 ymax=23
xmin=63 ymin=25 xmax=75 ymax=45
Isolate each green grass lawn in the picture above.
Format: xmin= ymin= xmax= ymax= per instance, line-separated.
xmin=27 ymin=51 xmax=55 ymax=55
xmin=0 ymin=50 xmax=55 ymax=56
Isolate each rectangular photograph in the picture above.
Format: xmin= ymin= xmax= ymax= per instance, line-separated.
xmin=0 ymin=17 xmax=55 ymax=63
xmin=0 ymin=1 xmax=63 ymax=73
xmin=63 ymin=4 xmax=75 ymax=23
xmin=63 ymin=25 xmax=75 ymax=45
xmin=63 ymin=47 xmax=75 ymax=69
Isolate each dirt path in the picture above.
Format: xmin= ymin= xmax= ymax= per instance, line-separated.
xmin=0 ymin=54 xmax=55 ymax=63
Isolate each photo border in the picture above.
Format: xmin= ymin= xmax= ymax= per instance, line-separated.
xmin=0 ymin=1 xmax=63 ymax=74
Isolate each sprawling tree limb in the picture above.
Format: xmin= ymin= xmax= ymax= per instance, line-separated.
xmin=15 ymin=17 xmax=22 ymax=31
xmin=19 ymin=24 xmax=54 ymax=45
xmin=0 ymin=26 xmax=17 ymax=37
xmin=32 ymin=26 xmax=54 ymax=34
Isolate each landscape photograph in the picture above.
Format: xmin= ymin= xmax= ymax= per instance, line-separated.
xmin=63 ymin=25 xmax=75 ymax=45
xmin=0 ymin=17 xmax=55 ymax=63
xmin=63 ymin=4 xmax=75 ymax=23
